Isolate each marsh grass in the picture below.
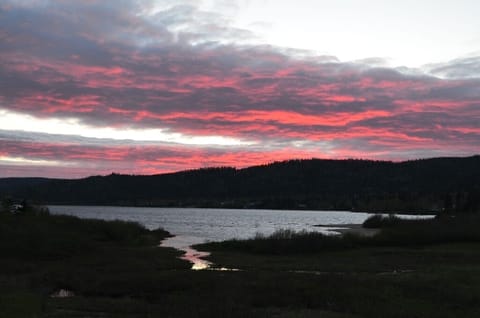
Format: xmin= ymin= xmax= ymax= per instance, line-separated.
xmin=2 ymin=208 xmax=480 ymax=317
xmin=0 ymin=209 xmax=170 ymax=261
xmin=0 ymin=208 xmax=189 ymax=317
xmin=191 ymin=215 xmax=480 ymax=317
xmin=197 ymin=213 xmax=480 ymax=254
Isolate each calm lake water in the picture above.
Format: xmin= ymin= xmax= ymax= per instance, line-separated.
xmin=48 ymin=205 xmax=432 ymax=244
xmin=49 ymin=206 xmax=434 ymax=269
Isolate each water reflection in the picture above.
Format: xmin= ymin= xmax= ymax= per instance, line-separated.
xmin=161 ymin=236 xmax=241 ymax=271
xmin=182 ymin=246 xmax=212 ymax=270
xmin=161 ymin=235 xmax=212 ymax=270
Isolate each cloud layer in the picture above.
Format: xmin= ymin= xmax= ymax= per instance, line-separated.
xmin=0 ymin=0 xmax=479 ymax=177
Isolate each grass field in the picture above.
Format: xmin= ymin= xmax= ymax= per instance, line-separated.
xmin=1 ymin=208 xmax=480 ymax=317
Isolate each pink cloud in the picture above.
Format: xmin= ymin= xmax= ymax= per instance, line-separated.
xmin=0 ymin=0 xmax=478 ymax=177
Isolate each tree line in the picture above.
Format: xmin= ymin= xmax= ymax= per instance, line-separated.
xmin=1 ymin=156 xmax=479 ymax=213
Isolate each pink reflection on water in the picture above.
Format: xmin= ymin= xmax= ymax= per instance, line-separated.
xmin=181 ymin=246 xmax=212 ymax=270
xmin=160 ymin=235 xmax=241 ymax=271
xmin=160 ymin=235 xmax=212 ymax=270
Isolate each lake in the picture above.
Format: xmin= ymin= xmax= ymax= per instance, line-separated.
xmin=48 ymin=206 xmax=434 ymax=269
xmin=48 ymin=205 xmax=433 ymax=246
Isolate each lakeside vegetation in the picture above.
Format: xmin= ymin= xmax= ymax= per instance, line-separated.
xmin=197 ymin=213 xmax=480 ymax=254
xmin=1 ymin=203 xmax=480 ymax=317
xmin=0 ymin=205 xmax=190 ymax=317
xmin=1 ymin=156 xmax=479 ymax=213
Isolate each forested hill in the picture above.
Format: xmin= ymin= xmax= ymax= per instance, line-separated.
xmin=1 ymin=156 xmax=479 ymax=213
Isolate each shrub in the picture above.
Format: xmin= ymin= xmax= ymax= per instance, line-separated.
xmin=362 ymin=214 xmax=402 ymax=228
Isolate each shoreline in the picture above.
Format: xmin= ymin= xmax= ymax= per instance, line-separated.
xmin=315 ymin=223 xmax=381 ymax=237
xmin=332 ymin=224 xmax=381 ymax=237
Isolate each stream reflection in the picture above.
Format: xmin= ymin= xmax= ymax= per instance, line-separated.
xmin=161 ymin=236 xmax=241 ymax=271
xmin=161 ymin=235 xmax=212 ymax=270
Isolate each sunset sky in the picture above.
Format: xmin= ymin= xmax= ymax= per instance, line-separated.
xmin=1 ymin=0 xmax=479 ymax=178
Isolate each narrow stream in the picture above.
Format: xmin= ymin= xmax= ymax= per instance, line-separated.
xmin=179 ymin=246 xmax=212 ymax=270
xmin=161 ymin=235 xmax=213 ymax=270
xmin=161 ymin=235 xmax=243 ymax=271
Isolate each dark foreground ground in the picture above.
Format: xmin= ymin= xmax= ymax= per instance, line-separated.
xmin=1 ymin=209 xmax=480 ymax=318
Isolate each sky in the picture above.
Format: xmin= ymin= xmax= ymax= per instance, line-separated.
xmin=0 ymin=0 xmax=479 ymax=178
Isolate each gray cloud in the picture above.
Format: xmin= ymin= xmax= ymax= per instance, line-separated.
xmin=426 ymin=56 xmax=480 ymax=79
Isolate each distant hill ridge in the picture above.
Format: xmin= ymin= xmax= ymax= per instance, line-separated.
xmin=1 ymin=156 xmax=479 ymax=213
